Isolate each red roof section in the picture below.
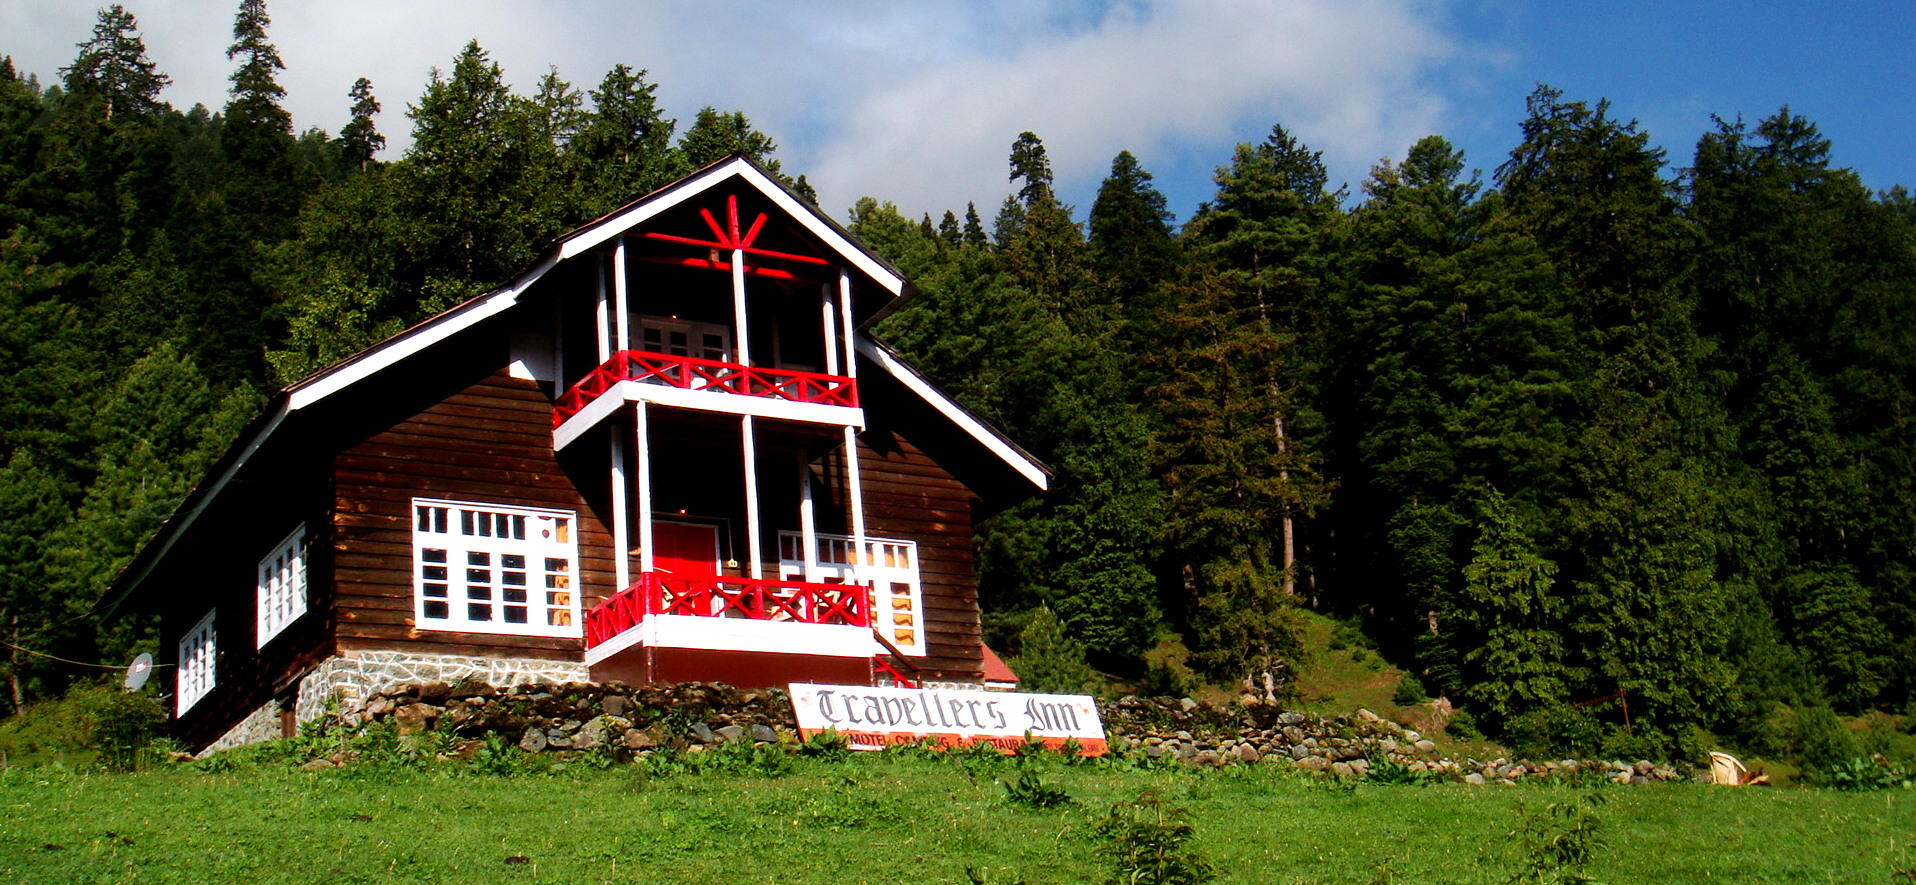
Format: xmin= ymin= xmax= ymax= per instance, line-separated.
xmin=981 ymin=644 xmax=1020 ymax=685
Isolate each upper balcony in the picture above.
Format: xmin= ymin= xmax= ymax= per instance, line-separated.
xmin=552 ymin=349 xmax=863 ymax=448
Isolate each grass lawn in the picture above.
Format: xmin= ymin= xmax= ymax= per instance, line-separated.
xmin=2 ymin=751 xmax=1911 ymax=884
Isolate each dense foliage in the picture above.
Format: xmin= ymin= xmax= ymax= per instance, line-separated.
xmin=4 ymin=5 xmax=1914 ymax=765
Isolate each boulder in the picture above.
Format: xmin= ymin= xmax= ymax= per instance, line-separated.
xmin=519 ymin=728 xmax=548 ymax=753
xmin=393 ymin=703 xmax=435 ymax=736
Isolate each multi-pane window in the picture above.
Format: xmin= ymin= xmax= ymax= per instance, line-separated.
xmin=637 ymin=316 xmax=731 ymax=363
xmin=412 ymin=499 xmax=580 ymax=637
xmin=177 ymin=609 xmax=216 ymax=716
xmin=256 ymin=525 xmax=307 ymax=648
xmin=778 ymin=531 xmax=925 ymax=656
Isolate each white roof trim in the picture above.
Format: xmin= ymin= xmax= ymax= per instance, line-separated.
xmin=855 ymin=338 xmax=1048 ymax=492
xmin=557 ymin=158 xmax=905 ymax=297
xmin=286 ymin=254 xmax=559 ymax=411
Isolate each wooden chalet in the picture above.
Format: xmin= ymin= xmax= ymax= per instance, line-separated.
xmin=109 ymin=156 xmax=1049 ymax=753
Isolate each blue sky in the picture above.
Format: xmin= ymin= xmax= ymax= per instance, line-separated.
xmin=2 ymin=1 xmax=1909 ymax=225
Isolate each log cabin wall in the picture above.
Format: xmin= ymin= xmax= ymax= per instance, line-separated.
xmin=164 ymin=449 xmax=336 ymax=751
xmin=331 ymin=369 xmax=616 ymax=662
xmin=854 ymin=425 xmax=984 ymax=683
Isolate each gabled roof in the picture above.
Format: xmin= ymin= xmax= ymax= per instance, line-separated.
xmin=106 ymin=154 xmax=1046 ymax=614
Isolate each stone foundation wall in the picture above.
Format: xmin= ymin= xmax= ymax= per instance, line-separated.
xmin=200 ymin=701 xmax=284 ymax=757
xmin=294 ymin=650 xmax=590 ymax=723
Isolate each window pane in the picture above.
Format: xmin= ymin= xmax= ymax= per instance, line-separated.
xmin=504 ymin=607 xmax=528 ymax=624
xmin=423 ymin=548 xmax=447 ymax=563
xmin=424 ymin=601 xmax=448 ymax=619
xmin=468 ymin=603 xmax=491 ymax=621
xmin=468 ymin=552 xmax=490 ymax=565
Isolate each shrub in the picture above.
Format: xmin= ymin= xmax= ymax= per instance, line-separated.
xmin=1506 ymin=791 xmax=1605 ymax=884
xmin=1796 ymin=705 xmax=1861 ymax=782
xmin=1391 ymin=673 xmax=1428 ymax=706
xmin=1002 ymin=768 xmax=1073 ymax=809
xmin=0 ymin=680 xmax=166 ymax=771
xmin=1093 ymin=793 xmax=1215 ymax=885
xmin=1504 ymin=706 xmax=1603 ymax=760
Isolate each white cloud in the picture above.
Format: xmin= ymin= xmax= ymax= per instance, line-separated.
xmin=803 ymin=0 xmax=1462 ymax=217
xmin=2 ymin=0 xmax=1469 ymax=219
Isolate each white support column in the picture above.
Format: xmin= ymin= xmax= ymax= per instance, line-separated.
xmin=844 ymin=425 xmax=867 ymax=579
xmin=820 ymin=282 xmax=839 ymax=376
xmin=613 ymin=237 xmax=631 ymax=353
xmin=837 ymin=269 xmax=856 ymax=383
xmin=635 ymin=401 xmax=654 ymax=574
xmin=742 ymin=415 xmax=762 ymax=579
xmin=732 ymin=248 xmax=751 ymax=367
xmin=837 ymin=268 xmax=867 ymax=574
xmin=594 ymin=254 xmax=610 ymax=362
xmin=797 ymin=451 xmax=819 ymax=583
xmin=609 ymin=433 xmax=630 ymax=592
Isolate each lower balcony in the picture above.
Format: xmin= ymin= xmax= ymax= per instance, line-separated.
xmin=583 ymin=572 xmax=880 ymax=687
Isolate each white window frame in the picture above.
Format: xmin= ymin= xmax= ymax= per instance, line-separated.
xmin=411 ymin=498 xmax=582 ymax=638
xmin=778 ymin=531 xmax=925 ymax=656
xmin=256 ymin=524 xmax=308 ymax=648
xmin=177 ymin=608 xmax=217 ymax=716
xmin=636 ymin=314 xmax=732 ymax=363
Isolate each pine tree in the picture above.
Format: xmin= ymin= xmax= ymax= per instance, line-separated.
xmin=1497 ymin=86 xmax=1735 ymax=730
xmin=337 ymin=77 xmax=384 ymax=171
xmin=572 ymin=64 xmax=676 ymax=215
xmin=60 ymin=5 xmax=169 ymax=121
xmin=1088 ymin=150 xmax=1179 ymax=353
xmin=678 ymin=106 xmax=779 ymax=173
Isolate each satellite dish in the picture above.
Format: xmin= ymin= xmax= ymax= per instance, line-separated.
xmin=123 ymin=653 xmax=153 ymax=691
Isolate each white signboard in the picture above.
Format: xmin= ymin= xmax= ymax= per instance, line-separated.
xmin=789 ymin=683 xmax=1106 ymax=755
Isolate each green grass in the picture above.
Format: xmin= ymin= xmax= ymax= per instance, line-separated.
xmin=3 ymin=752 xmax=1912 ymax=884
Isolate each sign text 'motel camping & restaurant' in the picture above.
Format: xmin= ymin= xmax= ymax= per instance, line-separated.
xmin=790 ymin=683 xmax=1107 ymax=754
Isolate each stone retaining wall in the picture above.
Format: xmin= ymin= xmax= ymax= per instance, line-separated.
xmin=289 ymin=679 xmax=1686 ymax=783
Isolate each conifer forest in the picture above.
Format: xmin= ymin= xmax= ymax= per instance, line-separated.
xmin=3 ymin=4 xmax=1914 ymax=765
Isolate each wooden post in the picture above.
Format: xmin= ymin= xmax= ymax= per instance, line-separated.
xmin=609 ymin=432 xmax=629 ymax=592
xmin=614 ymin=237 xmax=631 ymax=353
xmin=798 ymin=452 xmax=819 ymax=583
xmin=742 ymin=415 xmax=762 ymax=579
xmin=635 ymin=401 xmax=653 ymax=574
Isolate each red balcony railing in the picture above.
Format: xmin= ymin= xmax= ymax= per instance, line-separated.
xmin=554 ymin=350 xmax=858 ymax=428
xmin=585 ymin=572 xmax=872 ymax=648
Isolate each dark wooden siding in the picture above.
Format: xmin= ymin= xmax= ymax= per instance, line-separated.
xmin=332 ymin=371 xmax=615 ymax=661
xmin=160 ymin=448 xmax=335 ymax=752
xmin=856 ymin=428 xmax=984 ymax=682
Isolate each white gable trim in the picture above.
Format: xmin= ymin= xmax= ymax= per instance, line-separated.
xmin=286 ymin=254 xmax=560 ymax=411
xmin=556 ymin=158 xmax=905 ymax=297
xmin=855 ymin=338 xmax=1048 ymax=492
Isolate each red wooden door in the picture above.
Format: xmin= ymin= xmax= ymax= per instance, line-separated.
xmin=653 ymin=521 xmax=720 ymax=578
